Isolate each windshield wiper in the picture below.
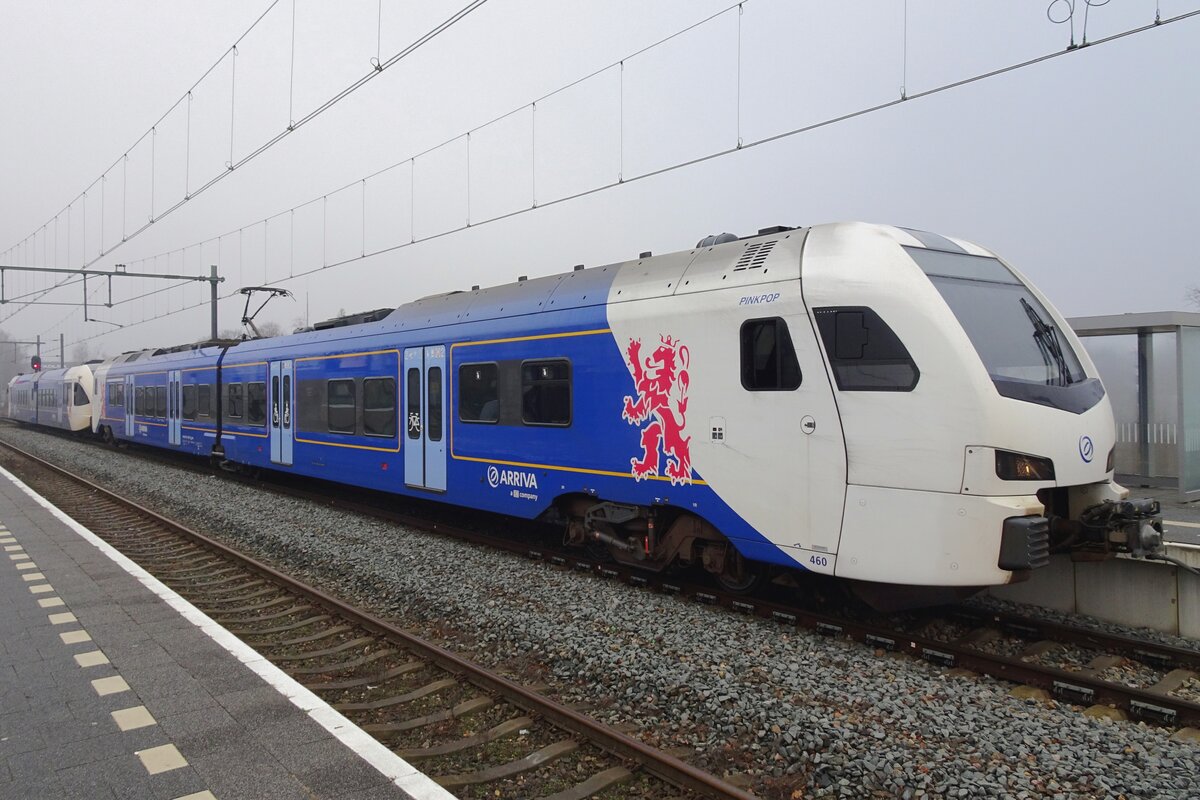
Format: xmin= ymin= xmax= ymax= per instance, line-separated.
xmin=1020 ymin=298 xmax=1073 ymax=386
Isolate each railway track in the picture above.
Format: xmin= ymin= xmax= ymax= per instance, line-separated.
xmin=6 ymin=424 xmax=1200 ymax=736
xmin=0 ymin=438 xmax=758 ymax=800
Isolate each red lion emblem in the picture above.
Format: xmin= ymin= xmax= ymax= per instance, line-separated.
xmin=622 ymin=335 xmax=692 ymax=485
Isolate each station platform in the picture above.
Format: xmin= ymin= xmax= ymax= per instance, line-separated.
xmin=0 ymin=466 xmax=449 ymax=800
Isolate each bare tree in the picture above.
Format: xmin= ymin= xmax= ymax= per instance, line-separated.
xmin=1189 ymin=286 xmax=1200 ymax=310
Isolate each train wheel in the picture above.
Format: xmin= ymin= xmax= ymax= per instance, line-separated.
xmin=716 ymin=548 xmax=761 ymax=593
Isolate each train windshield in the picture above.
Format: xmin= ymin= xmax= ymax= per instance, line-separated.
xmin=905 ymin=246 xmax=1090 ymax=392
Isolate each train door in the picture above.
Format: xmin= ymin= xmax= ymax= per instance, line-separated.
xmin=61 ymin=381 xmax=69 ymax=426
xmin=269 ymin=360 xmax=294 ymax=466
xmin=403 ymin=345 xmax=447 ymax=492
xmin=125 ymin=376 xmax=135 ymax=436
xmin=168 ymin=370 xmax=182 ymax=445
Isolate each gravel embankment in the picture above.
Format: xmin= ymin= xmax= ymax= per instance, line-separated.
xmin=3 ymin=426 xmax=1197 ymax=800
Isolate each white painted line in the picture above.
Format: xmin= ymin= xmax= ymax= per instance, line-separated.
xmin=172 ymin=791 xmax=218 ymax=800
xmin=29 ymin=583 xmax=54 ymax=594
xmin=1165 ymin=519 xmax=1200 ymax=529
xmin=3 ymin=544 xmax=21 ymax=551
xmin=37 ymin=596 xmax=65 ymax=608
xmin=48 ymin=611 xmax=77 ymax=625
xmin=60 ymin=630 xmax=92 ymax=645
xmin=21 ymin=572 xmax=45 ymax=582
xmin=9 ymin=552 xmax=29 ymax=560
xmin=0 ymin=465 xmax=455 ymax=800
xmin=15 ymin=561 xmax=37 ymax=570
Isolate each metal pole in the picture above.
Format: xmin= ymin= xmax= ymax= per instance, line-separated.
xmin=210 ymin=265 xmax=219 ymax=341
xmin=35 ymin=335 xmax=41 ymax=360
xmin=60 ymin=334 xmax=65 ymax=367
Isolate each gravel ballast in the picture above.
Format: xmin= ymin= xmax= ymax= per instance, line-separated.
xmin=3 ymin=426 xmax=1197 ymax=800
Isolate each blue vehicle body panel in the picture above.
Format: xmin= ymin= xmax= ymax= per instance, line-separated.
xmin=100 ymin=264 xmax=795 ymax=570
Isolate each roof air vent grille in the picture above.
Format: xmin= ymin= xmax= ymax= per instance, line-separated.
xmin=733 ymin=240 xmax=777 ymax=271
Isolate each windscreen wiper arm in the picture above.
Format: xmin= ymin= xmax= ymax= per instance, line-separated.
xmin=1020 ymin=298 xmax=1072 ymax=386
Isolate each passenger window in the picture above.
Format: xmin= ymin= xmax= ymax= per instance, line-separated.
xmin=182 ymin=386 xmax=197 ymax=421
xmin=406 ymin=369 xmax=421 ymax=439
xmin=246 ymin=382 xmax=267 ymax=426
xmin=226 ymin=383 xmax=244 ymax=419
xmin=363 ymin=377 xmax=397 ymax=438
xmin=198 ymin=385 xmax=211 ymax=417
xmin=814 ymin=307 xmax=920 ymax=392
xmin=459 ymin=363 xmax=499 ymax=423
xmin=427 ymin=367 xmax=443 ymax=441
xmin=327 ymin=380 xmax=356 ymax=434
xmin=740 ymin=318 xmax=802 ymax=391
xmin=521 ymin=360 xmax=571 ymax=426
xmin=135 ymin=386 xmax=146 ymax=415
xmin=156 ymin=386 xmax=168 ymax=418
xmin=73 ymin=383 xmax=87 ymax=406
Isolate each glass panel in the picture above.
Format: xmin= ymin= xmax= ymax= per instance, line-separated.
xmin=327 ymin=380 xmax=356 ymax=433
xmin=272 ymin=376 xmax=280 ymax=428
xmin=182 ymin=386 xmax=197 ymax=420
xmin=521 ymin=360 xmax=570 ymax=424
xmin=282 ymin=375 xmax=291 ymax=430
xmin=225 ymin=384 xmax=243 ymax=418
xmin=198 ymin=385 xmax=211 ymax=417
xmin=1179 ymin=327 xmax=1200 ymax=495
xmin=247 ymin=383 xmax=267 ymax=426
xmin=459 ymin=363 xmax=499 ymax=422
xmin=906 ymin=246 xmax=1086 ymax=387
xmin=406 ymin=368 xmax=421 ymax=439
xmin=363 ymin=377 xmax=396 ymax=438
xmin=428 ymin=367 xmax=443 ymax=441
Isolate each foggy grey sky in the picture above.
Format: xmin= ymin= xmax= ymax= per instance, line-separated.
xmin=0 ymin=0 xmax=1197 ymax=361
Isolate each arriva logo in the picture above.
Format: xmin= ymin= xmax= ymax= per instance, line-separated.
xmin=1079 ymin=435 xmax=1094 ymax=463
xmin=487 ymin=465 xmax=539 ymax=490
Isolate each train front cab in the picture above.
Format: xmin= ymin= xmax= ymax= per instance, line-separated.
xmin=801 ymin=223 xmax=1161 ymax=595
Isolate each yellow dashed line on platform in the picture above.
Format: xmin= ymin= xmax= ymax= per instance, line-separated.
xmin=48 ymin=611 xmax=77 ymax=625
xmin=15 ymin=561 xmax=37 ymax=569
xmin=29 ymin=583 xmax=54 ymax=594
xmin=37 ymin=596 xmax=65 ymax=608
xmin=60 ymin=630 xmax=92 ymax=644
xmin=21 ymin=572 xmax=45 ymax=581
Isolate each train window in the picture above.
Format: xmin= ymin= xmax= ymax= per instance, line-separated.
xmin=427 ymin=368 xmax=443 ymax=441
xmin=182 ymin=386 xmax=197 ymax=421
xmin=156 ymin=386 xmax=168 ymax=419
xmin=327 ymin=380 xmax=356 ymax=434
xmin=740 ymin=319 xmax=802 ymax=391
xmin=813 ymin=307 xmax=919 ymax=392
xmin=521 ymin=360 xmax=571 ymax=426
xmin=225 ymin=383 xmax=244 ymax=419
xmin=198 ymin=385 xmax=211 ymax=417
xmin=135 ymin=386 xmax=145 ymax=415
xmin=459 ymin=363 xmax=499 ymax=423
xmin=246 ymin=382 xmax=267 ymax=426
xmin=74 ymin=383 xmax=88 ymax=406
xmin=406 ymin=369 xmax=421 ymax=439
xmin=363 ymin=377 xmax=396 ymax=438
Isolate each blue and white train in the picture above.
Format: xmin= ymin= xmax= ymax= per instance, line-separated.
xmin=7 ymin=222 xmax=1164 ymax=605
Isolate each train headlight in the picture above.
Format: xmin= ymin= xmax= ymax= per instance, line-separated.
xmin=995 ymin=450 xmax=1055 ymax=481
xmin=1106 ymin=446 xmax=1115 ymax=473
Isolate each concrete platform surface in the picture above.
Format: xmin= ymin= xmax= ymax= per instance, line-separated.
xmin=0 ymin=464 xmax=452 ymax=800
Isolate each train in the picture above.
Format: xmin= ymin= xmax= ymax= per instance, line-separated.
xmin=6 ymin=221 xmax=1165 ymax=607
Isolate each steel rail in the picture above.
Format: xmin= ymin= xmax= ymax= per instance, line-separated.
xmin=0 ymin=437 xmax=757 ymax=800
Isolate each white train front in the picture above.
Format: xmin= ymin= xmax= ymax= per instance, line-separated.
xmin=5 ymin=222 xmax=1164 ymax=606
